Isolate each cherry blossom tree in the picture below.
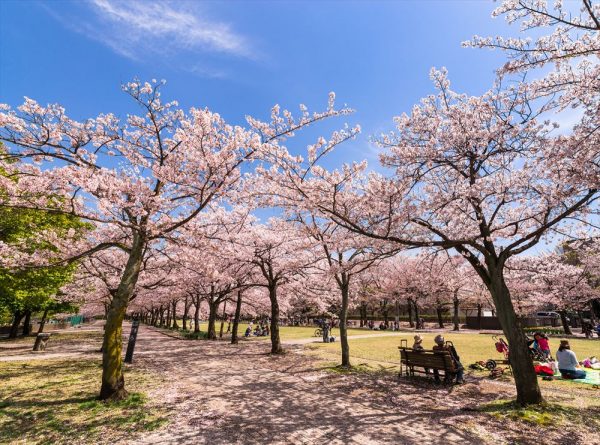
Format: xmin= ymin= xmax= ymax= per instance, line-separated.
xmin=268 ymin=67 xmax=597 ymax=403
xmin=0 ymin=80 xmax=351 ymax=400
xmin=506 ymin=253 xmax=598 ymax=334
xmin=238 ymin=220 xmax=315 ymax=354
xmin=291 ymin=211 xmax=390 ymax=367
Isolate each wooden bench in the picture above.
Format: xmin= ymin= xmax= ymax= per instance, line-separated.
xmin=399 ymin=347 xmax=457 ymax=381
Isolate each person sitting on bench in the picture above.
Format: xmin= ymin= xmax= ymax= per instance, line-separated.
xmin=432 ymin=334 xmax=465 ymax=384
xmin=412 ymin=334 xmax=424 ymax=351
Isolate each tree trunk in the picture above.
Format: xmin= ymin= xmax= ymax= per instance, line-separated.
xmin=166 ymin=304 xmax=171 ymax=329
xmin=382 ymin=300 xmax=389 ymax=326
xmin=22 ymin=311 xmax=32 ymax=336
xmin=268 ymin=284 xmax=282 ymax=354
xmin=477 ymin=303 xmax=482 ymax=330
xmin=182 ymin=297 xmax=190 ymax=331
xmin=219 ymin=301 xmax=227 ymax=338
xmin=359 ymin=303 xmax=366 ymax=327
xmin=231 ymin=290 xmax=243 ymax=344
xmin=407 ymin=298 xmax=414 ymax=328
xmin=99 ymin=235 xmax=144 ymax=401
xmin=591 ymin=299 xmax=600 ymax=320
xmin=559 ymin=310 xmax=573 ymax=335
xmin=488 ymin=268 xmax=543 ymax=405
xmin=172 ymin=300 xmax=178 ymax=329
xmin=159 ymin=306 xmax=165 ymax=327
xmin=413 ymin=300 xmax=421 ymax=329
xmin=9 ymin=311 xmax=24 ymax=339
xmin=37 ymin=308 xmax=49 ymax=335
xmin=589 ymin=302 xmax=597 ymax=325
xmin=453 ymin=294 xmax=460 ymax=331
xmin=193 ymin=296 xmax=201 ymax=333
xmin=339 ymin=280 xmax=351 ymax=367
xmin=207 ymin=298 xmax=218 ymax=340
xmin=436 ymin=305 xmax=444 ymax=329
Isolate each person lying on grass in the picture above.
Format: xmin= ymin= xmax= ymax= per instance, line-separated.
xmin=432 ymin=335 xmax=465 ymax=384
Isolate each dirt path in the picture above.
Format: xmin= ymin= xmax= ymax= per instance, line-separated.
xmin=127 ymin=325 xmax=589 ymax=445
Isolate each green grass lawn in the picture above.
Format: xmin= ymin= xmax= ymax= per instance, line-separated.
xmin=0 ymin=359 xmax=168 ymax=445
xmin=307 ymin=331 xmax=600 ymax=392
xmin=313 ymin=331 xmax=600 ymax=365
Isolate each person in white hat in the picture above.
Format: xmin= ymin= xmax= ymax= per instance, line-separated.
xmin=412 ymin=334 xmax=424 ymax=351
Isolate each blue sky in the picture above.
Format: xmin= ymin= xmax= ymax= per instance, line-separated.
xmin=0 ymin=0 xmax=512 ymax=166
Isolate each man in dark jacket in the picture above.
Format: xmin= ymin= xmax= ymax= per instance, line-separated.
xmin=432 ymin=334 xmax=465 ymax=384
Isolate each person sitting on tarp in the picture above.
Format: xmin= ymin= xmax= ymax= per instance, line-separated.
xmin=556 ymin=340 xmax=586 ymax=379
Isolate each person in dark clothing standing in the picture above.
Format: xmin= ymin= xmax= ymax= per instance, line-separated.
xmin=322 ymin=321 xmax=330 ymax=343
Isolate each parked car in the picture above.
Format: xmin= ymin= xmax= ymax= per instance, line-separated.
xmin=535 ymin=311 xmax=560 ymax=319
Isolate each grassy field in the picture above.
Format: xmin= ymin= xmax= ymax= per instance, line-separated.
xmin=0 ymin=330 xmax=104 ymax=347
xmin=306 ymin=331 xmax=600 ymax=392
xmin=312 ymin=331 xmax=600 ymax=365
xmin=0 ymin=359 xmax=168 ymax=444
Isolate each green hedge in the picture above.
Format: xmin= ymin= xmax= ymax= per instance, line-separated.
xmin=523 ymin=327 xmax=564 ymax=336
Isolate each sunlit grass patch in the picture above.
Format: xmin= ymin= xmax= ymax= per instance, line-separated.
xmin=478 ymin=399 xmax=600 ymax=429
xmin=0 ymin=359 xmax=168 ymax=444
xmin=0 ymin=330 xmax=104 ymax=352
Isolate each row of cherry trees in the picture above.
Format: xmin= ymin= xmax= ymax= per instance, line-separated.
xmin=0 ymin=1 xmax=597 ymax=406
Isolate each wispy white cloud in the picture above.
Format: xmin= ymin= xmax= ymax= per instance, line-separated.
xmin=90 ymin=0 xmax=251 ymax=57
xmin=42 ymin=0 xmax=255 ymax=76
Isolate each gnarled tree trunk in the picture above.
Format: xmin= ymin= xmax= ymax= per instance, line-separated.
xmin=219 ymin=301 xmax=227 ymax=338
xmin=488 ymin=267 xmax=542 ymax=405
xmin=436 ymin=305 xmax=444 ymax=329
xmin=37 ymin=308 xmax=49 ymax=335
xmin=172 ymin=300 xmax=178 ymax=329
xmin=99 ymin=235 xmax=144 ymax=401
xmin=268 ymin=284 xmax=282 ymax=354
xmin=207 ymin=297 xmax=218 ymax=340
xmin=9 ymin=311 xmax=24 ymax=339
xmin=339 ymin=279 xmax=351 ymax=367
xmin=182 ymin=296 xmax=190 ymax=331
xmin=22 ymin=311 xmax=32 ymax=336
xmin=193 ymin=295 xmax=201 ymax=333
xmin=231 ymin=290 xmax=243 ymax=344
xmin=159 ymin=306 xmax=165 ymax=327
xmin=407 ymin=298 xmax=414 ymax=328
xmin=559 ymin=310 xmax=573 ymax=335
xmin=453 ymin=293 xmax=460 ymax=331
xmin=413 ymin=300 xmax=422 ymax=330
